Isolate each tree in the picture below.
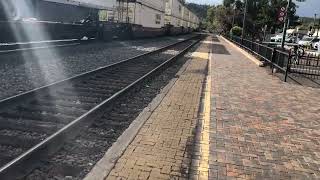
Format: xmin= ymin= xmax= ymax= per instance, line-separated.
xmin=185 ymin=3 xmax=210 ymax=21
xmin=207 ymin=0 xmax=299 ymax=39
xmin=231 ymin=26 xmax=243 ymax=36
xmin=223 ymin=0 xmax=235 ymax=7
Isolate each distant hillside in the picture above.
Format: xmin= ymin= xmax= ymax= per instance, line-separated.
xmin=185 ymin=3 xmax=210 ymax=21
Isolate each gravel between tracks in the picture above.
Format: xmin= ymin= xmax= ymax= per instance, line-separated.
xmin=23 ymin=41 xmax=199 ymax=180
xmin=0 ymin=35 xmax=194 ymax=100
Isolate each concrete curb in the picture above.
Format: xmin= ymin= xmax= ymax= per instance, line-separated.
xmin=83 ymin=56 xmax=193 ymax=180
xmin=219 ymin=36 xmax=263 ymax=66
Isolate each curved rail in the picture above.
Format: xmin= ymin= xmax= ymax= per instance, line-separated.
xmin=0 ymin=35 xmax=202 ymax=179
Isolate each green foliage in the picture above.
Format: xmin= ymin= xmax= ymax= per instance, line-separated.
xmin=185 ymin=3 xmax=210 ymax=21
xmin=205 ymin=0 xmax=300 ymax=39
xmin=230 ymin=26 xmax=242 ymax=36
xmin=223 ymin=0 xmax=235 ymax=7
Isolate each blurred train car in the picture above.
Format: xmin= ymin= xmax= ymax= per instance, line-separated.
xmin=189 ymin=12 xmax=200 ymax=31
xmin=112 ymin=0 xmax=166 ymax=39
xmin=181 ymin=6 xmax=190 ymax=34
xmin=164 ymin=0 xmax=199 ymax=35
xmin=0 ymin=0 xmax=114 ymax=22
xmin=0 ymin=0 xmax=200 ymax=43
xmin=0 ymin=0 xmax=116 ymax=43
xmin=164 ymin=0 xmax=184 ymax=35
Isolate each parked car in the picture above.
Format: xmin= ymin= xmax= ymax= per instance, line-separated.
xmin=312 ymin=39 xmax=320 ymax=49
xmin=286 ymin=36 xmax=297 ymax=43
xmin=298 ymin=36 xmax=319 ymax=49
xmin=270 ymin=34 xmax=282 ymax=42
xmin=270 ymin=34 xmax=296 ymax=43
xmin=314 ymin=41 xmax=320 ymax=50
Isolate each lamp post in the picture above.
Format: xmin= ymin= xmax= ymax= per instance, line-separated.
xmin=281 ymin=0 xmax=306 ymax=48
xmin=315 ymin=14 xmax=319 ymax=37
xmin=241 ymin=0 xmax=248 ymax=39
xmin=281 ymin=0 xmax=291 ymax=49
xmin=232 ymin=3 xmax=236 ymax=28
xmin=317 ymin=16 xmax=320 ymax=37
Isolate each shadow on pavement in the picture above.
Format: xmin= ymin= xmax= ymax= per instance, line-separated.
xmin=212 ymin=37 xmax=220 ymax=42
xmin=212 ymin=44 xmax=230 ymax=55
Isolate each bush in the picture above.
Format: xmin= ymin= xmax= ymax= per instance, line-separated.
xmin=230 ymin=26 xmax=242 ymax=37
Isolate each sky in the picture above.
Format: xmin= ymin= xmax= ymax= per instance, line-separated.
xmin=186 ymin=0 xmax=320 ymax=18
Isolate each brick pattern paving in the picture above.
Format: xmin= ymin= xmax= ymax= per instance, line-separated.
xmin=205 ymin=36 xmax=320 ymax=179
xmin=105 ymin=41 xmax=210 ymax=180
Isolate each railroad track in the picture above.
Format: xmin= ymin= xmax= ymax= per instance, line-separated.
xmin=0 ymin=39 xmax=88 ymax=53
xmin=0 ymin=35 xmax=202 ymax=179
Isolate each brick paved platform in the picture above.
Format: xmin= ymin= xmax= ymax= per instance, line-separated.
xmin=104 ymin=39 xmax=211 ymax=180
xmin=87 ymin=35 xmax=320 ymax=180
xmin=195 ymin=36 xmax=320 ymax=179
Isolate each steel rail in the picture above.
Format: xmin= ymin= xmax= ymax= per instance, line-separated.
xmin=0 ymin=35 xmax=198 ymax=109
xmin=0 ymin=39 xmax=95 ymax=54
xmin=0 ymin=35 xmax=201 ymax=179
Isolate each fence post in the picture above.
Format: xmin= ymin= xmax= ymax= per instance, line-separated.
xmin=284 ymin=51 xmax=291 ymax=82
xmin=251 ymin=37 xmax=254 ymax=50
xmin=270 ymin=48 xmax=276 ymax=73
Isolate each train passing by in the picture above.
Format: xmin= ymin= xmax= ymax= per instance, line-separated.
xmin=0 ymin=0 xmax=200 ymax=43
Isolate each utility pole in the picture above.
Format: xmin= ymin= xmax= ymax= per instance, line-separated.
xmin=232 ymin=3 xmax=236 ymax=28
xmin=241 ymin=0 xmax=248 ymax=39
xmin=317 ymin=18 xmax=320 ymax=37
xmin=315 ymin=14 xmax=318 ymax=37
xmin=281 ymin=0 xmax=291 ymax=49
xmin=232 ymin=8 xmax=235 ymax=27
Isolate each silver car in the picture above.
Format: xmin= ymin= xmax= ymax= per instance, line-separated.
xmin=314 ymin=41 xmax=320 ymax=50
xmin=298 ymin=36 xmax=319 ymax=49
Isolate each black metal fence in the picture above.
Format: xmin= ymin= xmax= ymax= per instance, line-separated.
xmin=225 ymin=35 xmax=320 ymax=82
xmin=290 ymin=54 xmax=320 ymax=79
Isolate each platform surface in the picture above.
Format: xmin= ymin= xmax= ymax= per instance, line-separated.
xmin=200 ymin=36 xmax=320 ymax=179
xmin=90 ymin=35 xmax=320 ymax=180
xmin=104 ymin=39 xmax=210 ymax=180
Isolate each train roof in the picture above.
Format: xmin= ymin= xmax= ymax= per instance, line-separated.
xmin=43 ymin=0 xmax=116 ymax=10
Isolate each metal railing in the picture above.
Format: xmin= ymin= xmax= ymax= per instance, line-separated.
xmin=225 ymin=35 xmax=320 ymax=82
xmin=290 ymin=54 xmax=320 ymax=79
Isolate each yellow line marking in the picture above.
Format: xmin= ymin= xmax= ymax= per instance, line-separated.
xmin=201 ymin=40 xmax=215 ymax=44
xmin=220 ymin=36 xmax=263 ymax=66
xmin=197 ymin=48 xmax=212 ymax=179
xmin=191 ymin=52 xmax=210 ymax=60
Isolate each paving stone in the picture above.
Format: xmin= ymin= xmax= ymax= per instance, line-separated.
xmin=105 ymin=38 xmax=210 ymax=180
xmin=206 ymin=36 xmax=320 ymax=179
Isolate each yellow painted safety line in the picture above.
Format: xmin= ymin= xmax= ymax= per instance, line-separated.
xmin=197 ymin=47 xmax=212 ymax=179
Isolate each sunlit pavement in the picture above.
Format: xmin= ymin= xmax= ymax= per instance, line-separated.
xmin=203 ymin=36 xmax=320 ymax=179
xmin=88 ymin=35 xmax=320 ymax=180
